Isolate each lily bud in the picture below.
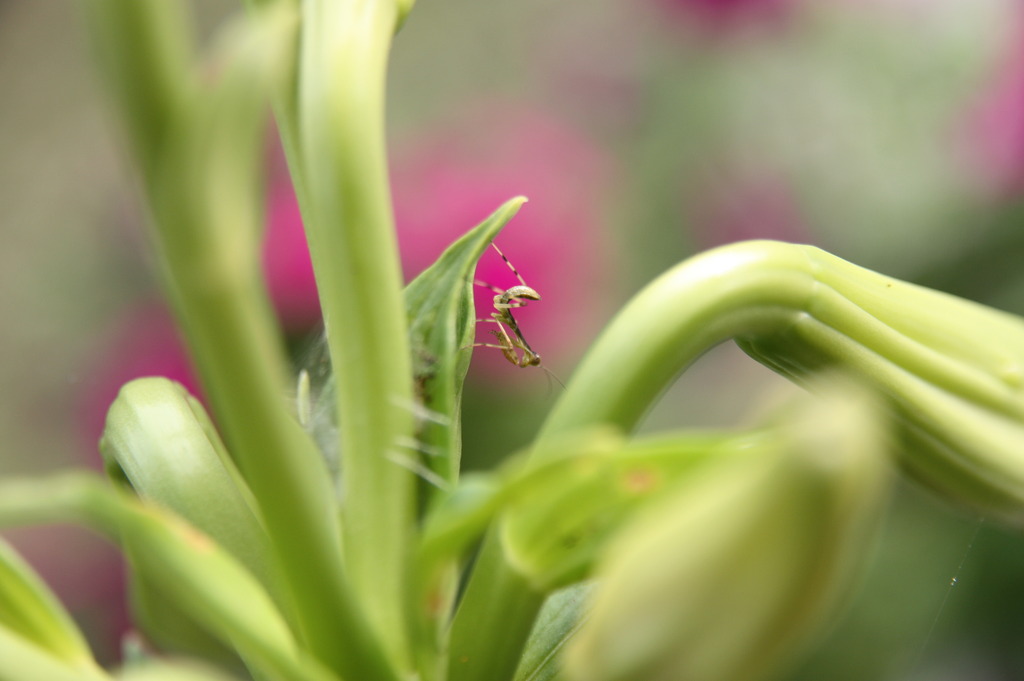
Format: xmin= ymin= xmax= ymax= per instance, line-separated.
xmin=100 ymin=378 xmax=278 ymax=664
xmin=539 ymin=240 xmax=1024 ymax=524
xmin=100 ymin=377 xmax=271 ymax=588
xmin=565 ymin=381 xmax=892 ymax=681
xmin=738 ymin=243 xmax=1024 ymax=523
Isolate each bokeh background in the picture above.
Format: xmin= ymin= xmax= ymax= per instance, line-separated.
xmin=3 ymin=0 xmax=1024 ymax=677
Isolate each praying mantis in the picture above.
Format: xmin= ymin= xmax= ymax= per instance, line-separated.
xmin=474 ymin=243 xmax=543 ymax=368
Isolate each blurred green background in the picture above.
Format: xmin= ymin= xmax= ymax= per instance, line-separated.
xmin=3 ymin=0 xmax=1024 ymax=677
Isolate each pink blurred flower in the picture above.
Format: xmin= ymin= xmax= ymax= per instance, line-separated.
xmin=390 ymin=104 xmax=617 ymax=380
xmin=653 ymin=0 xmax=792 ymax=32
xmin=959 ymin=12 xmax=1024 ymax=196
xmin=80 ymin=147 xmax=323 ymax=452
xmin=264 ymin=153 xmax=322 ymax=332
xmin=83 ymin=104 xmax=617 ymax=430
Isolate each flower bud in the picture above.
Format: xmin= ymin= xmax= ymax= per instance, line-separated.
xmin=565 ymin=381 xmax=891 ymax=681
xmin=740 ymin=243 xmax=1024 ymax=523
xmin=100 ymin=378 xmax=278 ymax=664
xmin=100 ymin=377 xmax=271 ymax=587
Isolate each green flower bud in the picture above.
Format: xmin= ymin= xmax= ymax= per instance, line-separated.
xmin=737 ymin=243 xmax=1024 ymax=522
xmin=565 ymin=382 xmax=892 ymax=681
xmin=100 ymin=378 xmax=280 ymax=665
xmin=100 ymin=377 xmax=271 ymax=589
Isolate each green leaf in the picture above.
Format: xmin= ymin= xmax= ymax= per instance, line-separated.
xmin=0 ymin=625 xmax=110 ymax=681
xmin=0 ymin=474 xmax=337 ymax=681
xmin=395 ymin=0 xmax=417 ymax=30
xmin=302 ymin=196 xmax=528 ymax=499
xmin=126 ymin=576 xmax=245 ymax=674
xmin=115 ymin=659 xmax=242 ymax=681
xmin=513 ymin=584 xmax=594 ymax=681
xmin=0 ymin=537 xmax=98 ymax=670
xmin=404 ymin=196 xmax=528 ymax=497
xmin=500 ymin=427 xmax=781 ymax=590
xmin=417 ymin=428 xmax=623 ymax=605
xmin=421 ymin=428 xmax=802 ymax=601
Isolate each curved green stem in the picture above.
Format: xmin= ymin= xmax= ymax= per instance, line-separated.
xmin=538 ymin=240 xmax=814 ymax=437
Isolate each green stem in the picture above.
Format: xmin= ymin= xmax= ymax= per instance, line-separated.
xmin=286 ymin=0 xmax=417 ymax=664
xmin=447 ymin=535 xmax=546 ymax=681
xmin=85 ymin=3 xmax=402 ymax=678
xmin=167 ymin=273 xmax=399 ymax=681
xmin=82 ymin=0 xmax=192 ymax=189
xmin=538 ymin=241 xmax=815 ymax=436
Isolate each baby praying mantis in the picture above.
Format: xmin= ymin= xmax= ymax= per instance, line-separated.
xmin=474 ymin=243 xmax=543 ymax=368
